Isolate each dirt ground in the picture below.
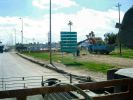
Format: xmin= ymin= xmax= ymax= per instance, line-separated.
xmin=54 ymin=62 xmax=107 ymax=81
xmin=22 ymin=53 xmax=133 ymax=81
xmin=78 ymin=53 xmax=133 ymax=68
xmin=53 ymin=53 xmax=133 ymax=81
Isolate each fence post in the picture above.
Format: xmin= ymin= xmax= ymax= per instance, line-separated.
xmin=5 ymin=84 xmax=6 ymax=90
xmin=70 ymin=74 xmax=72 ymax=83
xmin=22 ymin=77 xmax=25 ymax=88
xmin=22 ymin=77 xmax=24 ymax=81
xmin=2 ymin=78 xmax=4 ymax=90
xmin=41 ymin=76 xmax=44 ymax=86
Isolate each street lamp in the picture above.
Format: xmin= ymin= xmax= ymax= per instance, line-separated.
xmin=14 ymin=28 xmax=16 ymax=45
xmin=19 ymin=18 xmax=23 ymax=44
xmin=68 ymin=20 xmax=73 ymax=32
xmin=116 ymin=3 xmax=122 ymax=56
xmin=49 ymin=0 xmax=52 ymax=64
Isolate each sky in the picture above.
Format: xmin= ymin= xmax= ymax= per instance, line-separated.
xmin=0 ymin=0 xmax=133 ymax=45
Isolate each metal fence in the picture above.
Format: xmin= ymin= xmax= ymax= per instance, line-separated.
xmin=0 ymin=76 xmax=41 ymax=90
xmin=0 ymin=73 xmax=91 ymax=91
xmin=0 ymin=74 xmax=68 ymax=91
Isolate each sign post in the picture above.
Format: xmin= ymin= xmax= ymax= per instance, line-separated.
xmin=60 ymin=32 xmax=77 ymax=53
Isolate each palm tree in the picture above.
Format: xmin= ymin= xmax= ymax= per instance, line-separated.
xmin=68 ymin=20 xmax=73 ymax=32
xmin=86 ymin=31 xmax=95 ymax=39
xmin=89 ymin=31 xmax=95 ymax=38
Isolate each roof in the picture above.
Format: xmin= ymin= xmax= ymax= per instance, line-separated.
xmin=115 ymin=68 xmax=133 ymax=78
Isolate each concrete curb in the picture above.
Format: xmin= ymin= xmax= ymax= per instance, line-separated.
xmin=16 ymin=53 xmax=95 ymax=82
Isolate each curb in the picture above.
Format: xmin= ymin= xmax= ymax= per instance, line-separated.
xmin=16 ymin=53 xmax=95 ymax=82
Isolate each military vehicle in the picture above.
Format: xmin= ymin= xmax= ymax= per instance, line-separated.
xmin=0 ymin=42 xmax=4 ymax=53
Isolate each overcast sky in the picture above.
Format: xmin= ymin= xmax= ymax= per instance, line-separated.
xmin=0 ymin=0 xmax=132 ymax=44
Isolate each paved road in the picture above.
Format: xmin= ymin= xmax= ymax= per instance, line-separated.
xmin=0 ymin=52 xmax=70 ymax=100
xmin=0 ymin=52 xmax=50 ymax=77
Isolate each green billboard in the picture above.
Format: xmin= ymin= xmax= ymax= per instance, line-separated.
xmin=60 ymin=32 xmax=77 ymax=53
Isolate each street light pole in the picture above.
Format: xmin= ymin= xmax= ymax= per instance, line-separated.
xmin=68 ymin=21 xmax=73 ymax=32
xmin=14 ymin=28 xmax=16 ymax=45
xmin=49 ymin=0 xmax=52 ymax=64
xmin=116 ymin=3 xmax=122 ymax=56
xmin=19 ymin=18 xmax=23 ymax=44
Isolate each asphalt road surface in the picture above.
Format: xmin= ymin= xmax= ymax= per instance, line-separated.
xmin=0 ymin=52 xmax=52 ymax=77
xmin=0 ymin=52 xmax=70 ymax=100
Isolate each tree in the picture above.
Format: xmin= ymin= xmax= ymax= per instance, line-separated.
xmin=86 ymin=31 xmax=97 ymax=44
xmin=104 ymin=33 xmax=117 ymax=45
xmin=86 ymin=31 xmax=95 ymax=39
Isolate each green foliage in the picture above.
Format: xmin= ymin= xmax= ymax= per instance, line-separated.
xmin=63 ymin=59 xmax=115 ymax=73
xmin=23 ymin=52 xmax=116 ymax=73
xmin=104 ymin=32 xmax=117 ymax=44
xmin=23 ymin=52 xmax=50 ymax=60
xmin=82 ymin=61 xmax=115 ymax=73
xmin=86 ymin=31 xmax=95 ymax=39
xmin=111 ymin=48 xmax=133 ymax=59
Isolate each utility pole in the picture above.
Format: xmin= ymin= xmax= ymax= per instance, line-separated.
xmin=116 ymin=3 xmax=122 ymax=56
xmin=14 ymin=28 xmax=16 ymax=45
xmin=11 ymin=33 xmax=13 ymax=46
xmin=33 ymin=38 xmax=35 ymax=43
xmin=68 ymin=20 xmax=73 ymax=32
xmin=19 ymin=18 xmax=23 ymax=44
xmin=49 ymin=0 xmax=52 ymax=64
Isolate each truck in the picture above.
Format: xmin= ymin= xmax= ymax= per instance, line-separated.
xmin=0 ymin=45 xmax=4 ymax=53
xmin=88 ymin=44 xmax=115 ymax=54
xmin=0 ymin=42 xmax=4 ymax=53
